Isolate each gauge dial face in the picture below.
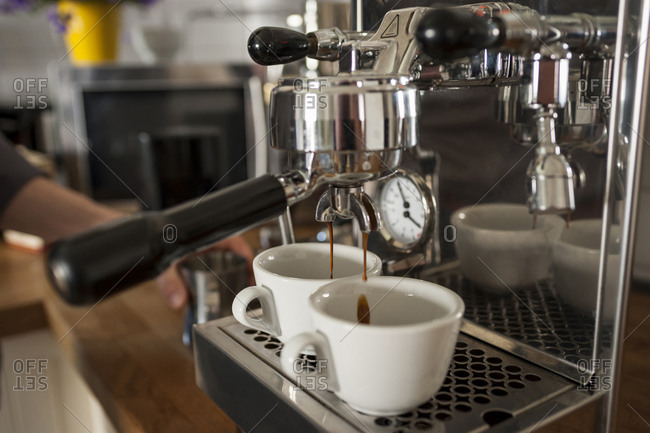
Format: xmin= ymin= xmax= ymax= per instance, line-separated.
xmin=379 ymin=176 xmax=427 ymax=248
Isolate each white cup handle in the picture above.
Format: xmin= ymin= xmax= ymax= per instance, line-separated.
xmin=281 ymin=332 xmax=339 ymax=392
xmin=232 ymin=286 xmax=281 ymax=336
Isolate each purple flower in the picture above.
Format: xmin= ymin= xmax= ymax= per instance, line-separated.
xmin=47 ymin=5 xmax=70 ymax=33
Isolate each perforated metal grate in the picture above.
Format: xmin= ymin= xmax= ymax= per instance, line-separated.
xmin=232 ymin=327 xmax=574 ymax=432
xmin=428 ymin=269 xmax=612 ymax=364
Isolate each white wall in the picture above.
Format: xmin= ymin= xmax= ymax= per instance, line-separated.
xmin=0 ymin=9 xmax=64 ymax=106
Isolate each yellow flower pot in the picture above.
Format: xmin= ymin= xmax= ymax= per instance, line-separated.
xmin=58 ymin=1 xmax=122 ymax=65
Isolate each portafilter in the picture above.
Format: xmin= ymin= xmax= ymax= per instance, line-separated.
xmin=46 ymin=51 xmax=418 ymax=305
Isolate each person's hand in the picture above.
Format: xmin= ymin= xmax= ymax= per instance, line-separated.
xmin=156 ymin=236 xmax=255 ymax=310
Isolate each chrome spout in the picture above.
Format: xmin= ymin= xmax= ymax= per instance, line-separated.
xmin=315 ymin=186 xmax=381 ymax=233
xmin=526 ymin=111 xmax=576 ymax=214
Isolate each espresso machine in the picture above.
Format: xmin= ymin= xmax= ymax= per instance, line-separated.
xmin=46 ymin=0 xmax=646 ymax=431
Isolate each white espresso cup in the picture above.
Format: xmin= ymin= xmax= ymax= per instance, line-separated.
xmin=232 ymin=243 xmax=381 ymax=342
xmin=280 ymin=276 xmax=464 ymax=416
xmin=552 ymin=219 xmax=620 ymax=321
xmin=451 ymin=203 xmax=564 ymax=293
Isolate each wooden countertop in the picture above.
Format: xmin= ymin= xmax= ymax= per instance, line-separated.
xmin=0 ymin=243 xmax=648 ymax=433
xmin=0 ymin=243 xmax=238 ymax=433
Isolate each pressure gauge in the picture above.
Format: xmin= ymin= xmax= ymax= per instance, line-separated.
xmin=376 ymin=170 xmax=435 ymax=252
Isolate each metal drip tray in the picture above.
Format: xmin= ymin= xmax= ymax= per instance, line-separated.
xmin=417 ymin=266 xmax=612 ymax=381
xmin=194 ymin=318 xmax=601 ymax=433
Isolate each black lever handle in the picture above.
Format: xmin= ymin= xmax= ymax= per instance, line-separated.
xmin=47 ymin=175 xmax=288 ymax=305
xmin=248 ymin=27 xmax=315 ymax=65
xmin=416 ymin=9 xmax=503 ymax=60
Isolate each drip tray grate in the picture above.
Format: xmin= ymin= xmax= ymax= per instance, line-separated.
xmin=193 ymin=319 xmax=591 ymax=433
xmin=426 ymin=268 xmax=612 ymax=364
xmin=288 ymin=336 xmax=546 ymax=431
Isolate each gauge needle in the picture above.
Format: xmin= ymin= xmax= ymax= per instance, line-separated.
xmin=397 ymin=182 xmax=409 ymax=208
xmin=403 ymin=211 xmax=422 ymax=228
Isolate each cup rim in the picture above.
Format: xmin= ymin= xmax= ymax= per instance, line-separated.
xmin=309 ymin=276 xmax=465 ymax=332
xmin=554 ymin=218 xmax=621 ymax=254
xmin=555 ymin=219 xmax=603 ymax=252
xmin=554 ymin=219 xmax=602 ymax=256
xmin=253 ymin=242 xmax=382 ymax=282
xmin=451 ymin=203 xmax=564 ymax=233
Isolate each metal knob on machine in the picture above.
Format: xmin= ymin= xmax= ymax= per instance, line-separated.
xmin=248 ymin=26 xmax=361 ymax=65
xmin=415 ymin=8 xmax=503 ymax=60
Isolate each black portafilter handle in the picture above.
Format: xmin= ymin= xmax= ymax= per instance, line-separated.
xmin=47 ymin=175 xmax=288 ymax=305
xmin=415 ymin=9 xmax=504 ymax=60
xmin=248 ymin=27 xmax=315 ymax=65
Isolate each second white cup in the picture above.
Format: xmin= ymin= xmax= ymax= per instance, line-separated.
xmin=232 ymin=242 xmax=382 ymax=342
xmin=280 ymin=276 xmax=465 ymax=415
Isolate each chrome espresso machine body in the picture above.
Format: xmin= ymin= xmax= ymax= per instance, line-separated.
xmin=192 ymin=2 xmax=644 ymax=433
xmin=46 ymin=0 xmax=646 ymax=432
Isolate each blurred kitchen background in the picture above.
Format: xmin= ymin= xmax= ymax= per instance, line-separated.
xmin=0 ymin=0 xmax=647 ymax=278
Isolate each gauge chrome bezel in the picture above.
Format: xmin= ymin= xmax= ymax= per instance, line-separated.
xmin=376 ymin=169 xmax=435 ymax=253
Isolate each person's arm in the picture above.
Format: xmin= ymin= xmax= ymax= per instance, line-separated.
xmin=0 ymin=176 xmax=122 ymax=244
xmin=0 ymin=137 xmax=123 ymax=243
xmin=0 ymin=176 xmax=255 ymax=309
xmin=0 ymin=136 xmax=255 ymax=308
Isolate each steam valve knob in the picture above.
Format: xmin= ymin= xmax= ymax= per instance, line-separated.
xmin=248 ymin=27 xmax=314 ymax=65
xmin=415 ymin=9 xmax=503 ymax=60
